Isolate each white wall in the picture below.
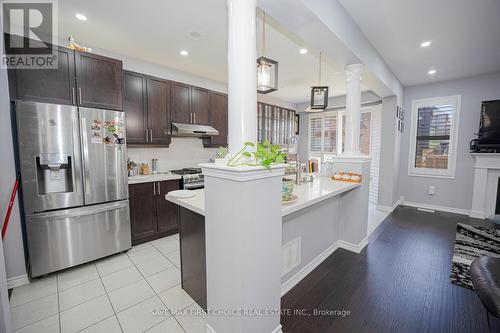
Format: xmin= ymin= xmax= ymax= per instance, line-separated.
xmin=128 ymin=138 xmax=219 ymax=171
xmin=378 ymin=96 xmax=401 ymax=207
xmin=399 ymin=72 xmax=500 ymax=210
xmin=0 ymin=61 xmax=27 ymax=284
xmin=0 ymin=236 xmax=12 ymax=333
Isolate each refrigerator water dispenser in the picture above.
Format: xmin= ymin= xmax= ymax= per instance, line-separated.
xmin=36 ymin=153 xmax=74 ymax=194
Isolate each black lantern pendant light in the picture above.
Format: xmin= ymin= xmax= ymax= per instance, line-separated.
xmin=257 ymin=12 xmax=278 ymax=94
xmin=310 ymin=52 xmax=329 ymax=109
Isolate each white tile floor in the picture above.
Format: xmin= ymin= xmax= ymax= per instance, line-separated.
xmin=9 ymin=234 xmax=207 ymax=333
xmin=10 ymin=205 xmax=389 ymax=333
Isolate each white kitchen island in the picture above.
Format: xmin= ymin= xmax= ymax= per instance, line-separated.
xmin=166 ymin=176 xmax=369 ymax=296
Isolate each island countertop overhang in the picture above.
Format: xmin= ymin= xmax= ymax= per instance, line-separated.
xmin=165 ymin=177 xmax=360 ymax=217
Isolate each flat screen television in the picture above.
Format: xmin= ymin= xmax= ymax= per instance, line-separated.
xmin=478 ymin=99 xmax=500 ymax=148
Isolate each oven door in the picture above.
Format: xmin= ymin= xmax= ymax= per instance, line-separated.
xmin=183 ymin=182 xmax=204 ymax=190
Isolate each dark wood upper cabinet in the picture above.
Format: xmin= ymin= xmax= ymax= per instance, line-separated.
xmin=204 ymin=92 xmax=228 ymax=147
xmin=191 ymin=87 xmax=210 ymax=125
xmin=7 ymin=39 xmax=76 ymax=105
xmin=156 ymin=180 xmax=180 ymax=233
xmin=123 ymin=71 xmax=148 ymax=144
xmin=129 ymin=182 xmax=157 ymax=243
xmin=171 ymin=82 xmax=191 ymax=124
xmin=147 ymin=77 xmax=171 ymax=145
xmin=75 ymin=51 xmax=123 ymax=110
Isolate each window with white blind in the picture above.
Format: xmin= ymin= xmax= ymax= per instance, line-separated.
xmin=308 ymin=109 xmax=372 ymax=162
xmin=308 ymin=114 xmax=337 ymax=161
xmin=408 ymin=95 xmax=461 ymax=178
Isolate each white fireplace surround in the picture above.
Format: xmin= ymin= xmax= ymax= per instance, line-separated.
xmin=470 ymin=153 xmax=500 ymax=219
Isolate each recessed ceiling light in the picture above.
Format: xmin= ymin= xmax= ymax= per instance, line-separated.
xmin=428 ymin=69 xmax=437 ymax=75
xmin=75 ymin=13 xmax=87 ymax=21
xmin=299 ymin=48 xmax=308 ymax=54
xmin=420 ymin=41 xmax=431 ymax=48
xmin=188 ymin=31 xmax=203 ymax=40
xmin=180 ymin=50 xmax=189 ymax=56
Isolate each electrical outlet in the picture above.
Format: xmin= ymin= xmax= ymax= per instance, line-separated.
xmin=428 ymin=186 xmax=436 ymax=195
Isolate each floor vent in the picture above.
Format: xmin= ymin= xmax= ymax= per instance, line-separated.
xmin=417 ymin=207 xmax=435 ymax=213
xmin=282 ymin=237 xmax=301 ymax=276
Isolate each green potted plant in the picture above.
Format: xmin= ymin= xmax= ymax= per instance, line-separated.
xmin=227 ymin=140 xmax=286 ymax=169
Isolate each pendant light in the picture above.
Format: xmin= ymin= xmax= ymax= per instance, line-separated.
xmin=257 ymin=12 xmax=278 ymax=94
xmin=310 ymin=51 xmax=329 ymax=109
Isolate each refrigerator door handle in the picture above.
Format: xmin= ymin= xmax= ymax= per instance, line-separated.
xmin=27 ymin=201 xmax=128 ymax=220
xmin=80 ymin=117 xmax=91 ymax=195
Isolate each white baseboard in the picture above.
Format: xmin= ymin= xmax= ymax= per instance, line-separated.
xmin=7 ymin=274 xmax=29 ymax=289
xmin=400 ymin=201 xmax=470 ymax=216
xmin=280 ymin=241 xmax=340 ymax=296
xmin=469 ymin=210 xmax=486 ymax=219
xmin=337 ymin=237 xmax=368 ymax=254
xmin=280 ymin=236 xmax=368 ymax=297
xmin=376 ymin=200 xmax=400 ymax=213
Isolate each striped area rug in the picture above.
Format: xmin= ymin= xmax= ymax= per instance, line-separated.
xmin=449 ymin=223 xmax=500 ymax=289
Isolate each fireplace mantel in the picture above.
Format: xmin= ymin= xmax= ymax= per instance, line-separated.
xmin=470 ymin=153 xmax=500 ymax=219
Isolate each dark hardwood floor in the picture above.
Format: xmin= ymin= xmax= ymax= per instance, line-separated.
xmin=281 ymin=206 xmax=499 ymax=333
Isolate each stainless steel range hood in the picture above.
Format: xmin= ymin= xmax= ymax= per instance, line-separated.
xmin=170 ymin=122 xmax=219 ymax=137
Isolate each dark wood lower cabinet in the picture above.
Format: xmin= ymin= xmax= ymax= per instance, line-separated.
xmin=157 ymin=181 xmax=179 ymax=233
xmin=129 ymin=182 xmax=157 ymax=241
xmin=129 ymin=180 xmax=180 ymax=245
xmin=179 ymin=207 xmax=207 ymax=310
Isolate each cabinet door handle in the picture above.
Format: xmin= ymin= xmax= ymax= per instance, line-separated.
xmin=78 ymin=87 xmax=82 ymax=105
xmin=157 ymin=182 xmax=161 ymax=196
xmin=72 ymin=88 xmax=76 ymax=104
xmin=193 ymin=113 xmax=196 ymax=124
xmin=145 ymin=129 xmax=148 ymax=142
xmin=149 ymin=129 xmax=153 ymax=142
xmin=153 ymin=182 xmax=156 ymax=195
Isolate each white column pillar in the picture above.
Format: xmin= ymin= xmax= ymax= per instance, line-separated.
xmin=343 ymin=63 xmax=364 ymax=156
xmin=202 ymin=164 xmax=285 ymax=333
xmin=226 ymin=0 xmax=257 ymax=154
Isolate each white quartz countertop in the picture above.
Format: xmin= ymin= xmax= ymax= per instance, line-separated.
xmin=165 ymin=189 xmax=205 ymax=216
xmin=128 ymin=172 xmax=182 ymax=184
xmin=165 ymin=177 xmax=359 ymax=217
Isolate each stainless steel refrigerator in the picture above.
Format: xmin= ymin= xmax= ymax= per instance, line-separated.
xmin=15 ymin=101 xmax=131 ymax=277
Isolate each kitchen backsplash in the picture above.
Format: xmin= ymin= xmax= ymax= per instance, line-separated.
xmin=127 ymin=137 xmax=219 ymax=171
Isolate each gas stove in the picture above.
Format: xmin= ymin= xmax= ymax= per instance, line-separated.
xmin=170 ymin=168 xmax=204 ymax=189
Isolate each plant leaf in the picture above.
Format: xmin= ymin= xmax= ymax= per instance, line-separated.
xmin=242 ymin=151 xmax=251 ymax=158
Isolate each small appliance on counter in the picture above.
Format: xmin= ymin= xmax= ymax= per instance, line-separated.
xmin=151 ymin=158 xmax=159 ymax=174
xmin=15 ymin=101 xmax=131 ymax=277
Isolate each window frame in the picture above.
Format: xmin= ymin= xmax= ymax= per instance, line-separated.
xmin=308 ymin=110 xmax=338 ymax=161
xmin=407 ymin=95 xmax=461 ymax=179
xmin=308 ymin=107 xmax=374 ymax=162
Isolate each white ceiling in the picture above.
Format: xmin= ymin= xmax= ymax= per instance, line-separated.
xmin=338 ymin=0 xmax=500 ymax=86
xmin=57 ymin=0 xmax=362 ymax=104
